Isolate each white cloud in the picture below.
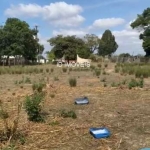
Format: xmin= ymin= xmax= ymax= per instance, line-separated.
xmin=89 ymin=18 xmax=125 ymax=30
xmin=4 ymin=4 xmax=43 ymax=17
xmin=38 ymin=33 xmax=51 ymax=56
xmin=4 ymin=2 xmax=85 ymax=27
xmin=112 ymin=23 xmax=143 ymax=55
xmin=52 ymin=29 xmax=87 ymax=37
xmin=97 ymin=21 xmax=144 ymax=55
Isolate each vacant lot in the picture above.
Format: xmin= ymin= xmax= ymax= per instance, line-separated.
xmin=0 ymin=62 xmax=150 ymax=150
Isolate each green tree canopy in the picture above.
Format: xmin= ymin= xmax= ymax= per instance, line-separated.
xmin=46 ymin=50 xmax=55 ymax=61
xmin=0 ymin=18 xmax=44 ymax=63
xmin=84 ymin=34 xmax=100 ymax=53
xmin=98 ymin=30 xmax=118 ymax=56
xmin=47 ymin=35 xmax=90 ymax=60
xmin=130 ymin=7 xmax=150 ymax=56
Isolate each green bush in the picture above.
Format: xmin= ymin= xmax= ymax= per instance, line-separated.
xmin=24 ymin=93 xmax=45 ymax=122
xmin=128 ymin=78 xmax=144 ymax=89
xmin=69 ymin=78 xmax=77 ymax=87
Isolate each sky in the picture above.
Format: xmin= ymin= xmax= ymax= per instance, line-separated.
xmin=1 ymin=0 xmax=150 ymax=56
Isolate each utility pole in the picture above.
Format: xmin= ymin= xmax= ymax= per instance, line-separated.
xmin=35 ymin=25 xmax=40 ymax=63
xmin=35 ymin=25 xmax=38 ymax=40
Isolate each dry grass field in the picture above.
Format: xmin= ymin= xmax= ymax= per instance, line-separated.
xmin=0 ymin=62 xmax=150 ymax=150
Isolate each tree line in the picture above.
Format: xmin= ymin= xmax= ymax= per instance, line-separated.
xmin=46 ymin=30 xmax=118 ymax=61
xmin=0 ymin=7 xmax=149 ymax=65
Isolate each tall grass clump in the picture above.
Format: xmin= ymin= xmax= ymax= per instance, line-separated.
xmin=69 ymin=78 xmax=77 ymax=87
xmin=0 ymin=100 xmax=22 ymax=144
xmin=62 ymin=67 xmax=67 ymax=72
xmin=95 ymin=69 xmax=101 ymax=76
xmin=60 ymin=109 xmax=77 ymax=119
xmin=32 ymin=82 xmax=46 ymax=93
xmin=120 ymin=63 xmax=150 ymax=78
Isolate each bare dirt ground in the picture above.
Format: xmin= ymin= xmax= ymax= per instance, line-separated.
xmin=0 ymin=63 xmax=150 ymax=150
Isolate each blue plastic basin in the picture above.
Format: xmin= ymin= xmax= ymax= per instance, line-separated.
xmin=140 ymin=148 xmax=150 ymax=150
xmin=89 ymin=127 xmax=110 ymax=139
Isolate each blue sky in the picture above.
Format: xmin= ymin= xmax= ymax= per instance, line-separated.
xmin=1 ymin=0 xmax=150 ymax=56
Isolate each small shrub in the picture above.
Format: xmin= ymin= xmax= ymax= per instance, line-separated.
xmin=104 ymin=83 xmax=107 ymax=87
xmin=111 ymin=82 xmax=117 ymax=87
xmin=104 ymin=64 xmax=108 ymax=68
xmin=51 ymin=68 xmax=54 ymax=73
xmin=46 ymin=68 xmax=49 ymax=73
xmin=103 ymin=71 xmax=106 ymax=75
xmin=12 ymin=92 xmax=16 ymax=96
xmin=101 ymin=77 xmax=106 ymax=82
xmin=62 ymin=67 xmax=67 ymax=72
xmin=24 ymin=93 xmax=45 ymax=122
xmin=32 ymin=82 xmax=46 ymax=93
xmin=128 ymin=79 xmax=140 ymax=89
xmin=90 ymin=65 xmax=95 ymax=70
xmin=60 ymin=109 xmax=77 ymax=119
xmin=95 ymin=69 xmax=101 ymax=76
xmin=1 ymin=144 xmax=16 ymax=150
xmin=139 ymin=78 xmax=144 ymax=88
xmin=115 ymin=67 xmax=119 ymax=73
xmin=39 ymin=68 xmax=43 ymax=73
xmin=54 ymin=76 xmax=59 ymax=81
xmin=97 ymin=64 xmax=101 ymax=68
xmin=50 ymin=94 xmax=55 ymax=98
xmin=122 ymin=79 xmax=127 ymax=85
xmin=24 ymin=77 xmax=31 ymax=84
xmin=69 ymin=78 xmax=77 ymax=87
xmin=69 ymin=68 xmax=72 ymax=71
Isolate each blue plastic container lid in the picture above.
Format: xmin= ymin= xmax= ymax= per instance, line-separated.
xmin=89 ymin=127 xmax=110 ymax=139
xmin=75 ymin=97 xmax=89 ymax=104
xmin=140 ymin=148 xmax=150 ymax=150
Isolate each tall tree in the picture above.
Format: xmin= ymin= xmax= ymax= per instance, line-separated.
xmin=47 ymin=35 xmax=90 ymax=61
xmin=0 ymin=18 xmax=44 ymax=64
xmin=130 ymin=7 xmax=150 ymax=56
xmin=98 ymin=30 xmax=118 ymax=56
xmin=84 ymin=34 xmax=100 ymax=53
